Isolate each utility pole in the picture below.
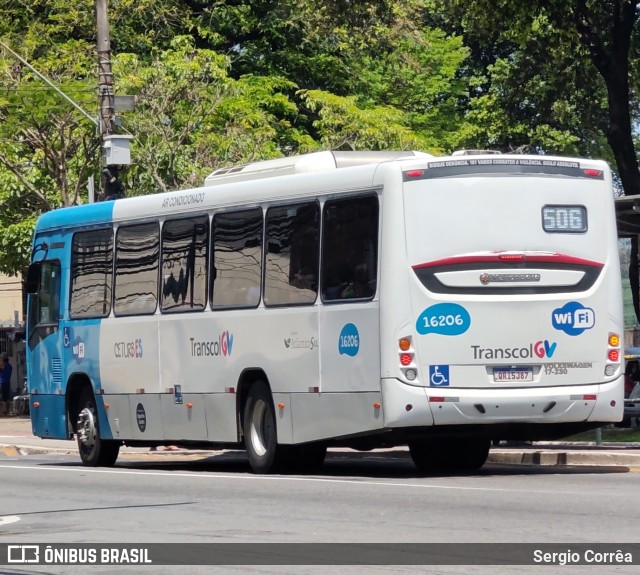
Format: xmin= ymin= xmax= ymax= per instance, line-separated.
xmin=95 ymin=0 xmax=115 ymax=138
xmin=94 ymin=0 xmax=131 ymax=201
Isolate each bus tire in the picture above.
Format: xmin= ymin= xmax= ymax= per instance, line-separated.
xmin=76 ymin=387 xmax=120 ymax=467
xmin=286 ymin=442 xmax=327 ymax=474
xmin=408 ymin=438 xmax=445 ymax=473
xmin=452 ymin=438 xmax=490 ymax=471
xmin=409 ymin=437 xmax=489 ymax=473
xmin=243 ymin=381 xmax=283 ymax=474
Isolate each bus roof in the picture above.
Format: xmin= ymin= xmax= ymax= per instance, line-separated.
xmin=33 ymin=151 xmax=609 ymax=236
xmin=203 ymin=150 xmax=431 ymax=186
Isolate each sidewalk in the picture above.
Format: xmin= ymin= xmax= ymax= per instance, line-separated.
xmin=1 ymin=415 xmax=640 ymax=467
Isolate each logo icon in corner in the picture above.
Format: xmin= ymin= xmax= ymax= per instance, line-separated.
xmin=338 ymin=323 xmax=360 ymax=357
xmin=552 ymin=301 xmax=595 ymax=336
xmin=221 ymin=330 xmax=233 ymax=356
xmin=416 ymin=303 xmax=471 ymax=336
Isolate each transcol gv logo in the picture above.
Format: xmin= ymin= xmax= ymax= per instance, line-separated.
xmin=552 ymin=301 xmax=595 ymax=336
xmin=190 ymin=330 xmax=234 ymax=357
xmin=471 ymin=340 xmax=557 ymax=360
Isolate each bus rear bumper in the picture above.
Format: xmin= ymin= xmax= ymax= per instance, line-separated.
xmin=381 ymin=377 xmax=623 ymax=427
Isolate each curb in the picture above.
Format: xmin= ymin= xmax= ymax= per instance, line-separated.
xmin=488 ymin=450 xmax=640 ymax=467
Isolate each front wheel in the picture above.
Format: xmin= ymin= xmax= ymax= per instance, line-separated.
xmin=243 ymin=381 xmax=284 ymax=474
xmin=76 ymin=388 xmax=120 ymax=467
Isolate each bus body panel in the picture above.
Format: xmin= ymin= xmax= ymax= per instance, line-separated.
xmin=319 ymin=301 xmax=380 ymax=393
xmin=290 ymin=392 xmax=384 ymax=444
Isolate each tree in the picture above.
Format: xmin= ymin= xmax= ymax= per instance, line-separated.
xmin=0 ymin=1 xmax=471 ymax=276
xmin=433 ymin=0 xmax=640 ymax=195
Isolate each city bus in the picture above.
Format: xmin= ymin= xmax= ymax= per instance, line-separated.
xmin=26 ymin=150 xmax=624 ymax=473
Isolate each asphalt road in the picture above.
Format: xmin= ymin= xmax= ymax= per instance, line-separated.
xmin=0 ymin=451 xmax=638 ymax=575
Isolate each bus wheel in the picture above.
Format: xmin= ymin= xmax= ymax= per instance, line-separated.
xmin=286 ymin=442 xmax=327 ymax=474
xmin=409 ymin=438 xmax=490 ymax=473
xmin=76 ymin=388 xmax=120 ymax=467
xmin=408 ymin=438 xmax=445 ymax=473
xmin=454 ymin=438 xmax=490 ymax=471
xmin=243 ymin=382 xmax=283 ymax=474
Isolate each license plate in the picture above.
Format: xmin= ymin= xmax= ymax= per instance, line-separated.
xmin=493 ymin=367 xmax=533 ymax=382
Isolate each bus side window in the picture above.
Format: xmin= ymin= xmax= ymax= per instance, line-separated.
xmin=28 ymin=260 xmax=61 ymax=337
xmin=321 ymin=195 xmax=379 ymax=302
xmin=161 ymin=215 xmax=208 ymax=313
xmin=264 ymin=202 xmax=319 ymax=306
xmin=211 ymin=208 xmax=263 ymax=309
xmin=114 ymin=222 xmax=160 ymax=316
xmin=70 ymin=228 xmax=113 ymax=318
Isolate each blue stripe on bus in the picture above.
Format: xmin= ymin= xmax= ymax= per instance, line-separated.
xmin=35 ymin=201 xmax=115 ymax=232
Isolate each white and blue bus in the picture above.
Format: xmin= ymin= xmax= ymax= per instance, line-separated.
xmin=26 ymin=150 xmax=624 ymax=473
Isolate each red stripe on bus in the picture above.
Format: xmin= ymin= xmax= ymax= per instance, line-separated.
xmin=412 ymin=253 xmax=604 ymax=270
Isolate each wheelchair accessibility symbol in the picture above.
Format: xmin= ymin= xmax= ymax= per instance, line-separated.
xmin=429 ymin=364 xmax=450 ymax=387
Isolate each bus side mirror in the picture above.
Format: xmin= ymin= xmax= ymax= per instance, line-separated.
xmin=26 ymin=263 xmax=41 ymax=294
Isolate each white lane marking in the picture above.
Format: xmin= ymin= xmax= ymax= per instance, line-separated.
xmin=0 ymin=516 xmax=21 ymax=526
xmin=0 ymin=464 xmax=547 ymax=493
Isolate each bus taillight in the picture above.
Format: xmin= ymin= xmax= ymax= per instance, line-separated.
xmin=400 ymin=353 xmax=413 ymax=366
xmin=605 ymin=332 xmax=621 ymax=375
xmin=398 ymin=336 xmax=418 ymax=380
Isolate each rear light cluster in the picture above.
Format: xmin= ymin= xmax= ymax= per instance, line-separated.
xmin=399 ymin=336 xmax=418 ymax=381
xmin=605 ymin=332 xmax=621 ymax=376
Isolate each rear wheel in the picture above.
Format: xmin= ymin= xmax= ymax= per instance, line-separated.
xmin=76 ymin=388 xmax=120 ymax=467
xmin=408 ymin=438 xmax=448 ymax=473
xmin=453 ymin=438 xmax=490 ymax=470
xmin=243 ymin=381 xmax=285 ymax=474
xmin=409 ymin=437 xmax=489 ymax=473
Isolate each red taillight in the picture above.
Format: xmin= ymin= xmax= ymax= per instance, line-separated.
xmin=608 ymin=349 xmax=620 ymax=362
xmin=583 ymin=169 xmax=602 ymax=177
xmin=583 ymin=394 xmax=597 ymax=401
xmin=400 ymin=353 xmax=413 ymax=366
xmin=406 ymin=170 xmax=424 ymax=177
xmin=429 ymin=397 xmax=445 ymax=403
xmin=497 ymin=253 xmax=524 ymax=261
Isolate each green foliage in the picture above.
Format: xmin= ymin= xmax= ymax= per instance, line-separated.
xmin=0 ymin=0 xmax=637 ymax=278
xmin=300 ymin=90 xmax=433 ymax=152
xmin=432 ymin=0 xmax=637 ymax=183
